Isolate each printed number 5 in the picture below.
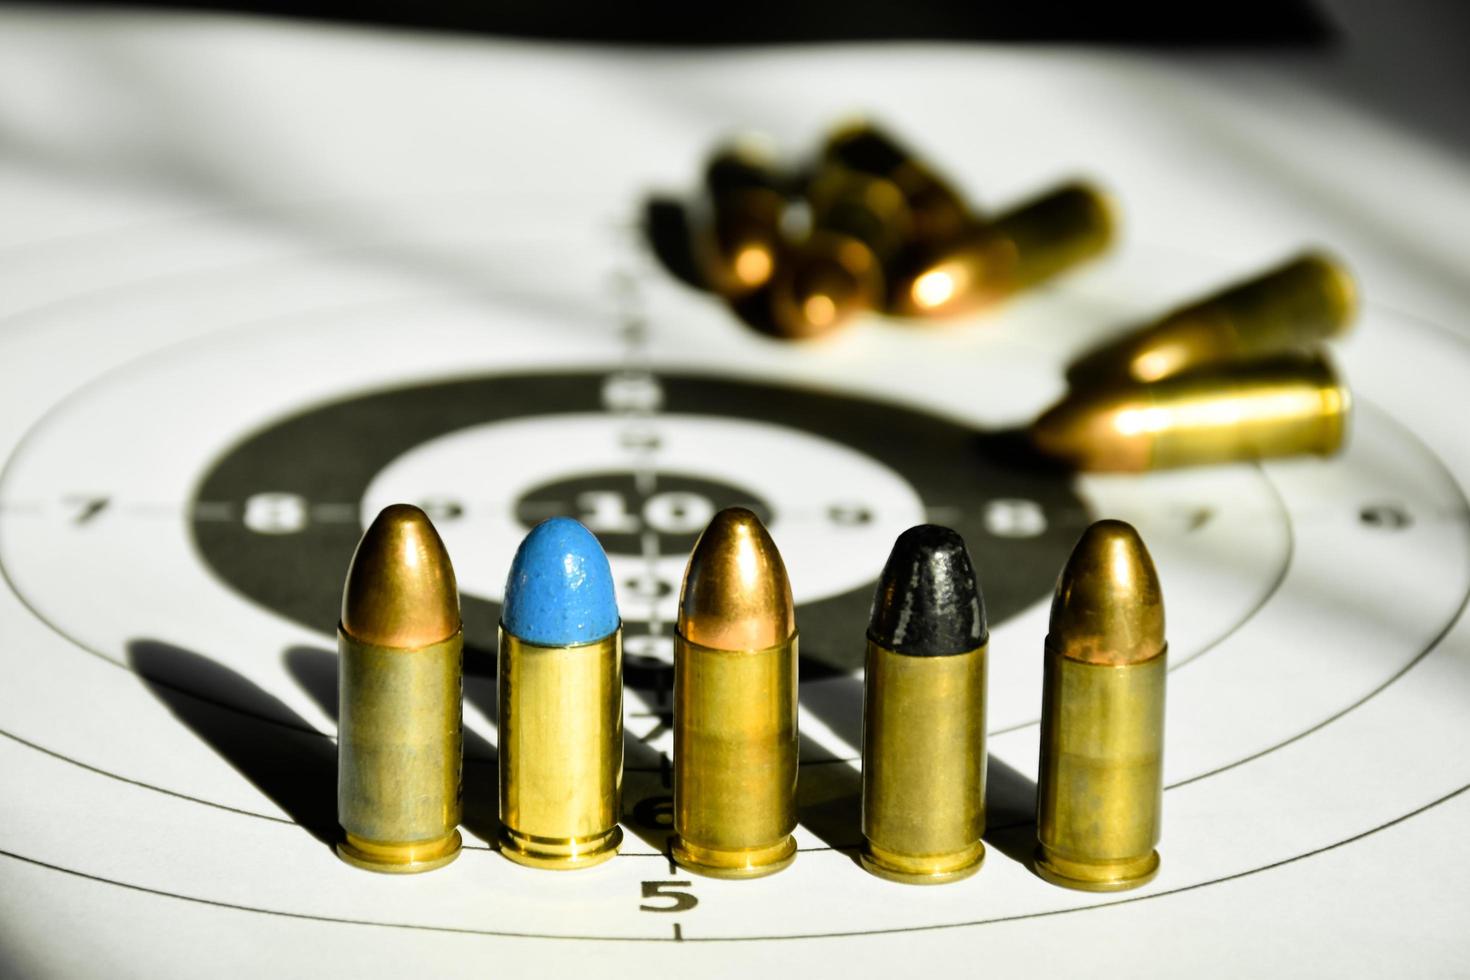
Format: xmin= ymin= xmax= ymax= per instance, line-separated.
xmin=640 ymin=881 xmax=697 ymax=913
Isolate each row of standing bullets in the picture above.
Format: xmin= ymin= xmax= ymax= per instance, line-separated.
xmin=335 ymin=503 xmax=1167 ymax=891
xmin=687 ymin=122 xmax=1116 ymax=339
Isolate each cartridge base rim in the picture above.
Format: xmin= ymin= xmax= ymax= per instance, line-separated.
xmin=859 ymin=841 xmax=985 ymax=885
xmin=497 ymin=825 xmax=623 ymax=870
xmin=670 ymin=835 xmax=796 ymax=879
xmin=337 ymin=830 xmax=462 ymax=874
xmin=1033 ymin=846 xmax=1159 ymax=892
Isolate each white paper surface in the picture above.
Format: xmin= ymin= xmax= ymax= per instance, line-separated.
xmin=1 ymin=7 xmax=1468 ymax=976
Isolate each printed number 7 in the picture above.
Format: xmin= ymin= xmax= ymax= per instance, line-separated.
xmin=640 ymin=881 xmax=697 ymax=913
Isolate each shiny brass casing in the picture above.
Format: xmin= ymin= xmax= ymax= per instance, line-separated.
xmin=697 ymin=188 xmax=787 ymax=298
xmin=890 ymin=182 xmax=1116 ymax=318
xmin=768 ymin=230 xmax=883 ymax=340
xmin=337 ymin=629 xmax=464 ymax=873
xmin=497 ymin=629 xmax=624 ymax=870
xmin=821 ymin=121 xmax=972 ymax=248
xmin=1069 ymin=253 xmax=1358 ymax=384
xmin=1035 ymin=647 xmax=1166 ymax=891
xmin=672 ymin=632 xmax=799 ymax=878
xmin=806 ymin=169 xmax=914 ymax=262
xmin=695 ymin=142 xmax=788 ymax=297
xmin=860 ymin=640 xmax=987 ymax=884
xmin=1030 ymin=353 xmax=1350 ymax=472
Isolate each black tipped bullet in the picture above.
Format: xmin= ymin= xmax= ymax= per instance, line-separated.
xmin=861 ymin=524 xmax=989 ymax=884
xmin=866 ymin=524 xmax=987 ymax=656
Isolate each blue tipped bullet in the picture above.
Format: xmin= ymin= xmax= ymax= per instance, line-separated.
xmin=502 ymin=517 xmax=621 ymax=647
xmin=497 ymin=518 xmax=624 ymax=869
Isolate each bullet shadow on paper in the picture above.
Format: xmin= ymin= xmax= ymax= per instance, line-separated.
xmin=984 ymin=755 xmax=1039 ymax=869
xmin=618 ymin=656 xmax=679 ymax=857
xmin=127 ymin=639 xmax=336 ymax=848
xmin=284 ymin=645 xmax=502 ymax=848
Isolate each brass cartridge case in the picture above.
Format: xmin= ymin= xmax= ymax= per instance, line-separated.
xmin=337 ymin=631 xmax=464 ymax=873
xmin=890 ymin=182 xmax=1116 ymax=318
xmin=672 ymin=634 xmax=799 ymax=877
xmin=672 ymin=507 xmax=799 ymax=878
xmin=1035 ymin=650 xmax=1166 ymax=890
xmin=861 ymin=641 xmax=987 ymax=884
xmin=336 ymin=504 xmax=464 ymax=874
xmin=695 ymin=142 xmax=789 ymax=297
xmin=1035 ymin=519 xmax=1166 ymax=891
xmin=806 ymin=168 xmax=915 ymax=263
xmin=767 ymin=230 xmax=883 ymax=339
xmin=764 ymin=170 xmax=910 ymax=337
xmin=497 ymin=631 xmax=624 ymax=869
xmin=821 ymin=121 xmax=972 ymax=247
xmin=1030 ymin=353 xmax=1350 ymax=472
xmin=1069 ymin=253 xmax=1358 ymax=384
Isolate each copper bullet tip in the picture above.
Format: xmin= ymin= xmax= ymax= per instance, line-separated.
xmin=1049 ymin=519 xmax=1164 ymax=666
xmin=341 ymin=503 xmax=460 ymax=649
xmin=678 ymin=507 xmax=795 ymax=651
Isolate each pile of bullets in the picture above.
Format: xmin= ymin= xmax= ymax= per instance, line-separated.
xmin=675 ymin=121 xmax=1359 ymax=473
xmin=681 ymin=122 xmax=1116 ymax=339
xmin=338 ymin=503 xmax=1167 ymax=891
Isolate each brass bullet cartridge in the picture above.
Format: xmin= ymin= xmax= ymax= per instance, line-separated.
xmin=821 ymin=121 xmax=972 ymax=248
xmin=766 ymin=230 xmax=884 ymax=340
xmin=805 ymin=168 xmax=915 ymax=263
xmin=765 ymin=170 xmax=908 ymax=339
xmin=337 ymin=504 xmax=463 ymax=873
xmin=1029 ymin=352 xmax=1350 ymax=472
xmin=497 ymin=518 xmax=624 ymax=870
xmin=1036 ymin=519 xmax=1165 ymax=892
xmin=889 ymin=182 xmax=1116 ymax=318
xmin=694 ymin=141 xmax=790 ymax=297
xmin=861 ymin=526 xmax=988 ymax=885
xmin=1068 ymin=253 xmax=1359 ymax=385
xmin=672 ymin=507 xmax=798 ymax=878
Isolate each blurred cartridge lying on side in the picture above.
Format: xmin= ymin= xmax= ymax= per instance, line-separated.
xmin=1029 ymin=353 xmax=1351 ymax=472
xmin=818 ymin=121 xmax=972 ymax=253
xmin=1068 ymin=253 xmax=1358 ymax=385
xmin=888 ymin=181 xmax=1116 ymax=319
xmin=693 ymin=139 xmax=791 ymax=299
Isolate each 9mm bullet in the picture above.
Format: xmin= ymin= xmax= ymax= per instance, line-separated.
xmin=1035 ymin=519 xmax=1166 ymax=892
xmin=889 ymin=182 xmax=1117 ymax=319
xmin=861 ymin=526 xmax=988 ymax=884
xmin=820 ymin=121 xmax=973 ymax=248
xmin=694 ymin=139 xmax=791 ymax=299
xmin=765 ymin=171 xmax=895 ymax=339
xmin=671 ymin=508 xmax=799 ymax=878
xmin=764 ymin=122 xmax=969 ymax=339
xmin=497 ymin=518 xmax=623 ymax=870
xmin=1030 ymin=352 xmax=1350 ymax=472
xmin=336 ymin=504 xmax=463 ymax=874
xmin=1068 ymin=252 xmax=1358 ymax=385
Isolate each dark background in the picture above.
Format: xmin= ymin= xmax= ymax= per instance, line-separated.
xmin=7 ymin=0 xmax=1334 ymax=45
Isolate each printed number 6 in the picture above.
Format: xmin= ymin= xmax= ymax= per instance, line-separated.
xmin=640 ymin=881 xmax=697 ymax=913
